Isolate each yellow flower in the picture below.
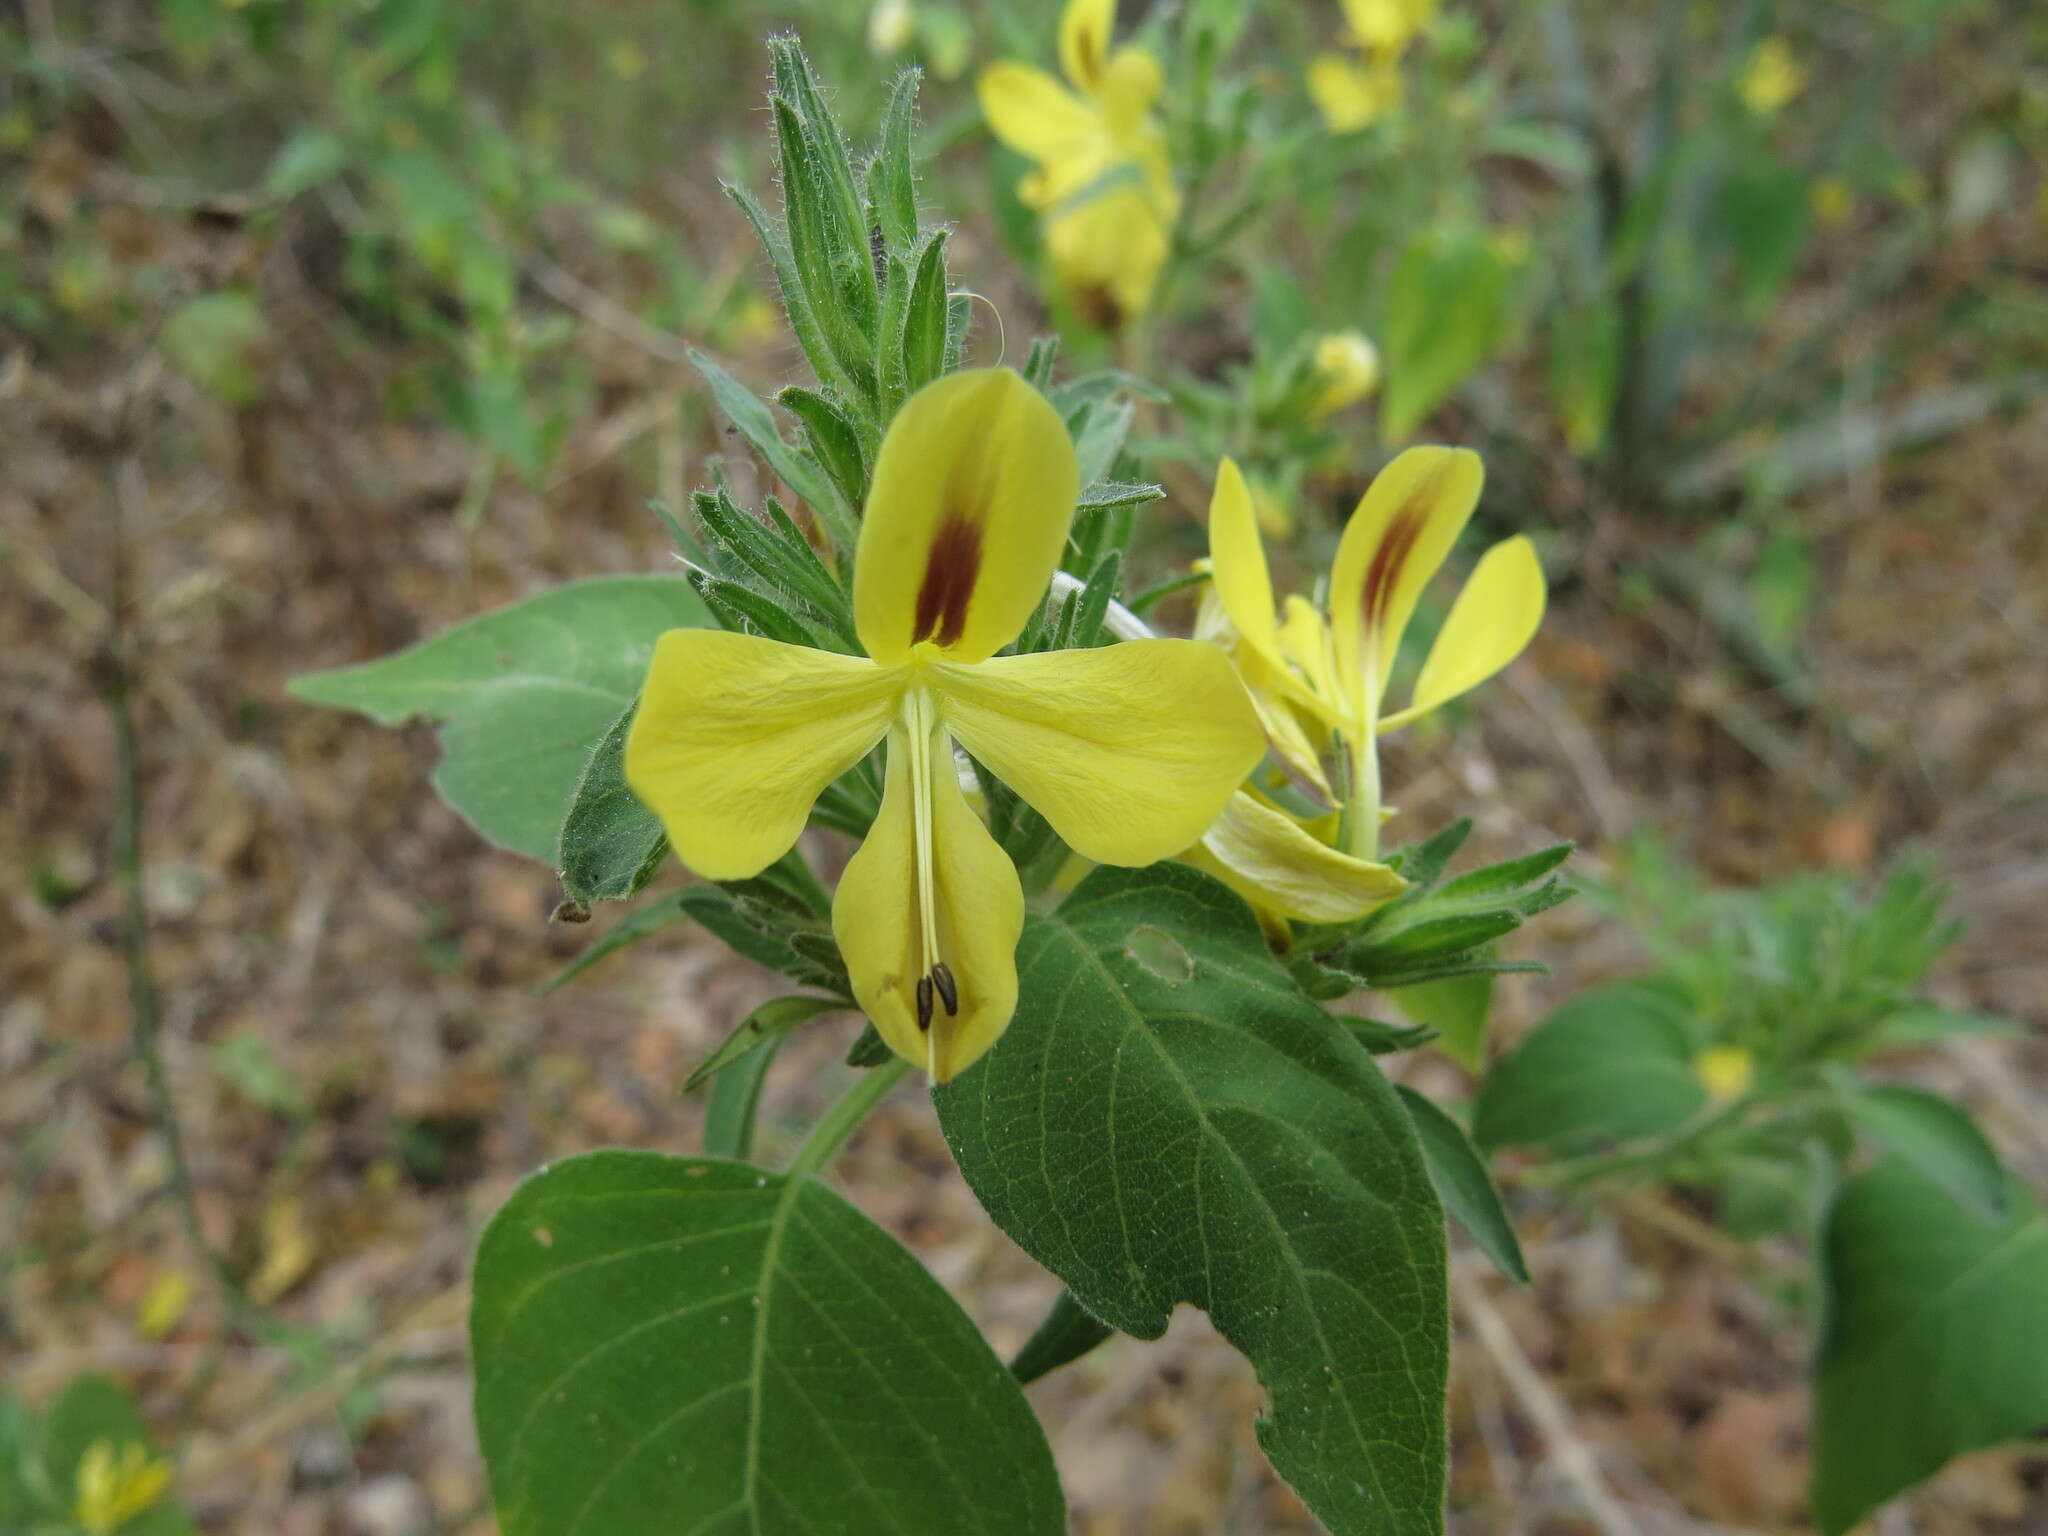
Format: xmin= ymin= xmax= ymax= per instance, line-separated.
xmin=627 ymin=371 xmax=1263 ymax=1080
xmin=978 ymin=0 xmax=1179 ymax=323
xmin=1309 ymin=330 xmax=1382 ymax=419
xmin=1737 ymin=36 xmax=1806 ymax=118
xmin=1340 ymin=0 xmax=1436 ymax=55
xmin=1308 ymin=49 xmax=1405 ymax=132
xmin=1207 ymin=451 xmax=1545 ymax=865
xmin=73 ymin=1439 xmax=174 ymax=1535
xmin=1692 ymin=1045 xmax=1756 ymax=1101
xmin=1810 ymin=176 xmax=1855 ymax=228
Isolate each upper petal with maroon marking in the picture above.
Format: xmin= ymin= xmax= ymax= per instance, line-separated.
xmin=1327 ymin=446 xmax=1483 ymax=722
xmin=853 ymin=368 xmax=1080 ymax=667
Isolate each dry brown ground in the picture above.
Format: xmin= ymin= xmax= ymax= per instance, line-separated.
xmin=3 ymin=145 xmax=2045 ymax=1536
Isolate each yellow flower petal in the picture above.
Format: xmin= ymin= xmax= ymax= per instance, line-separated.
xmin=1198 ymin=790 xmax=1407 ymax=924
xmin=1206 ymin=458 xmax=1300 ymax=693
xmin=1044 ymin=182 xmax=1171 ymax=322
xmin=1327 ymin=446 xmax=1484 ymax=721
xmin=1308 ymin=51 xmax=1402 ymax=132
xmin=1096 ymin=46 xmax=1164 ymax=133
xmin=832 ymin=723 xmax=1023 ymax=1082
xmin=1278 ymin=594 xmax=1337 ymax=701
xmin=854 ymin=369 xmax=1079 ymax=666
xmin=933 ymin=640 xmax=1265 ymax=866
xmin=1059 ymin=0 xmax=1116 ymax=90
xmin=978 ymin=61 xmax=1099 ymax=162
xmin=626 ymin=630 xmax=898 ymax=880
xmin=1381 ymin=534 xmax=1545 ymax=731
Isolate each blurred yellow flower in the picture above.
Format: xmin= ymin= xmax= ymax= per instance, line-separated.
xmin=1737 ymin=36 xmax=1806 ymax=117
xmin=1341 ymin=0 xmax=1436 ymax=54
xmin=74 ymin=1440 xmax=173 ymax=1535
xmin=979 ymin=0 xmax=1179 ymax=323
xmin=135 ymin=1267 xmax=194 ymax=1341
xmin=868 ymin=0 xmax=916 ymax=57
xmin=1309 ymin=330 xmax=1383 ymax=419
xmin=606 ymin=38 xmax=647 ymax=82
xmin=1693 ymin=1044 xmax=1756 ymax=1100
xmin=1810 ymin=176 xmax=1856 ymax=227
xmin=1308 ymin=50 xmax=1404 ymax=132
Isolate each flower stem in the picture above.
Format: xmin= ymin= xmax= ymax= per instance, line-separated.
xmin=786 ymin=1058 xmax=912 ymax=1182
xmin=1343 ymin=728 xmax=1383 ymax=862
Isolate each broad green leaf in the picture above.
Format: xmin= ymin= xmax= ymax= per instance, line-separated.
xmin=557 ymin=698 xmax=665 ymax=905
xmin=472 ymin=1152 xmax=1064 ymax=1536
xmin=1379 ymin=230 xmax=1511 ymax=443
xmin=1472 ymin=981 xmax=1706 ymax=1149
xmin=1389 ymin=973 xmax=1493 ymax=1069
xmin=936 ymin=862 xmax=1448 ymax=1536
xmin=1811 ymin=1161 xmax=2048 ymax=1536
xmin=1397 ymin=1087 xmax=1528 ymax=1285
xmin=290 ymin=577 xmax=706 ymax=862
xmin=1840 ymin=1083 xmax=2007 ymax=1219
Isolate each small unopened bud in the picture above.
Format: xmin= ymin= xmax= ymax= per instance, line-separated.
xmin=1308 ymin=330 xmax=1381 ymax=420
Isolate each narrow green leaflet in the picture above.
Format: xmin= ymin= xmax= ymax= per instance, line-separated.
xmin=1396 ymin=1087 xmax=1528 ymax=1285
xmin=936 ymin=863 xmax=1448 ymax=1536
xmin=1472 ymin=981 xmax=1706 ymax=1150
xmin=688 ymin=347 xmax=854 ymax=544
xmin=472 ymin=1153 xmax=1065 ymax=1536
xmin=290 ymin=576 xmax=706 ymax=861
xmin=1811 ymin=1160 xmax=2048 ymax=1536
xmin=557 ymin=698 xmax=666 ymax=904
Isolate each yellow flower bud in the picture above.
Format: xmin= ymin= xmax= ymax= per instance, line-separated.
xmin=868 ymin=0 xmax=917 ymax=57
xmin=1737 ymin=36 xmax=1806 ymax=118
xmin=1692 ymin=1045 xmax=1756 ymax=1101
xmin=1810 ymin=176 xmax=1855 ymax=228
xmin=1309 ymin=330 xmax=1382 ymax=419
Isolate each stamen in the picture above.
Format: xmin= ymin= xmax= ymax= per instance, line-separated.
xmin=930 ymin=962 xmax=958 ymax=1016
xmin=916 ymin=975 xmax=935 ymax=1033
xmin=901 ymin=686 xmax=953 ymax=1044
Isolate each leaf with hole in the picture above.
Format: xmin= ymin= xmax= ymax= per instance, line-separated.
xmin=936 ymin=862 xmax=1448 ymax=1536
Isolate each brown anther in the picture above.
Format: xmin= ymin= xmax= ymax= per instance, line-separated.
xmin=930 ymin=962 xmax=958 ymax=1017
xmin=915 ymin=974 xmax=935 ymax=1032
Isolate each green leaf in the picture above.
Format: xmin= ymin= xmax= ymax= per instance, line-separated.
xmin=1396 ymin=1087 xmax=1528 ymax=1285
xmin=689 ymin=347 xmax=853 ymax=545
xmin=1389 ymin=973 xmax=1493 ymax=1071
xmin=936 ymin=862 xmax=1448 ymax=1536
xmin=1840 ymin=1083 xmax=2007 ymax=1220
xmin=775 ymin=388 xmax=869 ymax=517
xmin=557 ymin=698 xmax=665 ymax=905
xmin=1379 ymin=229 xmax=1511 ymax=443
xmin=1854 ymin=1005 xmax=2021 ymax=1056
xmin=868 ymin=69 xmax=922 ymax=254
xmin=262 ymin=128 xmax=348 ymax=199
xmin=1472 ymin=981 xmax=1706 ymax=1150
xmin=687 ymin=997 xmax=847 ymax=1094
xmin=1811 ymin=1161 xmax=2048 ymax=1536
xmin=290 ymin=577 xmax=707 ymax=861
xmin=703 ymin=1036 xmax=783 ymax=1161
xmin=160 ymin=290 xmax=268 ymax=406
xmin=900 ymin=229 xmax=952 ymax=395
xmin=471 ymin=1152 xmax=1065 ymax=1535
xmin=1009 ymin=1290 xmax=1115 ymax=1386
xmin=676 ymin=881 xmax=849 ymax=998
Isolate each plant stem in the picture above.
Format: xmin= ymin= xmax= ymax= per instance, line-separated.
xmin=101 ymin=450 xmax=262 ymax=1339
xmin=785 ymin=1058 xmax=911 ymax=1181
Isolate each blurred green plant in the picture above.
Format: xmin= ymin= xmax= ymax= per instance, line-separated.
xmin=1474 ymin=840 xmax=2043 ymax=1534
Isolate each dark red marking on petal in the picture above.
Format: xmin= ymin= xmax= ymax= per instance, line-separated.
xmin=913 ymin=514 xmax=984 ymax=649
xmin=1360 ymin=495 xmax=1430 ymax=633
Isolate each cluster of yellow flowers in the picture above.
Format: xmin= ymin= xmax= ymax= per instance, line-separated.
xmin=978 ymin=0 xmax=1178 ymax=324
xmin=73 ymin=1439 xmax=173 ymax=1535
xmin=626 ymin=369 xmax=1545 ymax=1083
xmin=1309 ymin=0 xmax=1438 ymax=133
